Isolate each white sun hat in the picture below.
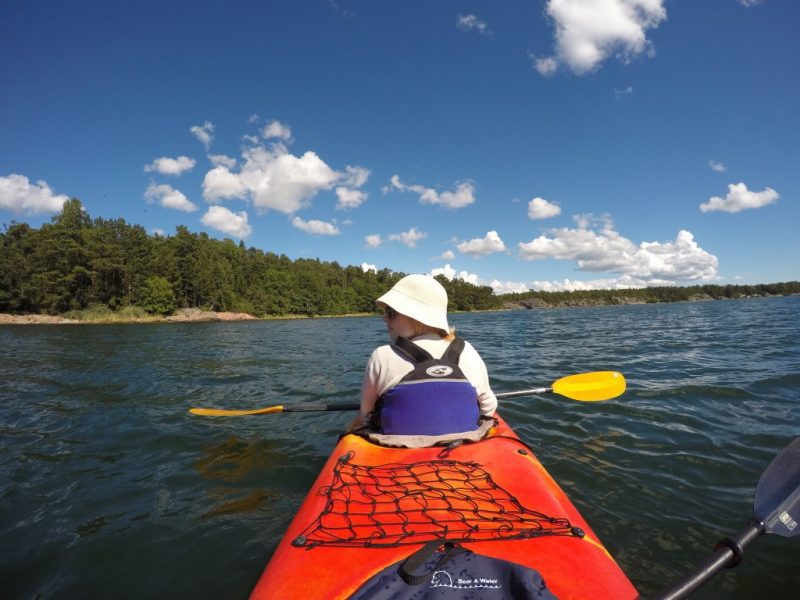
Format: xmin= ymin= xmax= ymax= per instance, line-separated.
xmin=377 ymin=274 xmax=450 ymax=332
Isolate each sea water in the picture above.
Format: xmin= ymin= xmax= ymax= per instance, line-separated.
xmin=1 ymin=296 xmax=798 ymax=598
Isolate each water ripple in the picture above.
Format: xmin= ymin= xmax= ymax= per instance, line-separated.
xmin=1 ymin=296 xmax=798 ymax=598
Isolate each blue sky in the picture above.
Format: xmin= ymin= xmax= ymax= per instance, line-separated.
xmin=1 ymin=0 xmax=798 ymax=293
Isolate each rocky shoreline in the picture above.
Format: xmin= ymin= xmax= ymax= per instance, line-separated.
xmin=0 ymin=308 xmax=259 ymax=326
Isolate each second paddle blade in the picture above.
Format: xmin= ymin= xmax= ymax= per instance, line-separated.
xmin=552 ymin=371 xmax=626 ymax=401
xmin=754 ymin=437 xmax=800 ymax=537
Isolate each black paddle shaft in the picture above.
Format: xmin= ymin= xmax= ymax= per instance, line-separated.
xmin=284 ymin=402 xmax=361 ymax=412
xmin=652 ymin=437 xmax=800 ymax=600
xmin=650 ymin=520 xmax=765 ymax=600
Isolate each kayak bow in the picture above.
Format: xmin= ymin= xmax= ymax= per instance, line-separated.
xmin=250 ymin=415 xmax=637 ymax=599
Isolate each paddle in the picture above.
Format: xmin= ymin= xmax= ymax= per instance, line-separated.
xmin=188 ymin=370 xmax=626 ymax=416
xmin=189 ymin=402 xmax=361 ymax=417
xmin=652 ymin=436 xmax=800 ymax=600
xmin=496 ymin=370 xmax=625 ymax=402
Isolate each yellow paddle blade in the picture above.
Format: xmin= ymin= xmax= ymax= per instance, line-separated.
xmin=188 ymin=405 xmax=285 ymax=417
xmin=551 ymin=371 xmax=626 ymax=401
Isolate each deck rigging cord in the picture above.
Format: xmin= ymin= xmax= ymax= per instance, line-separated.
xmin=291 ymin=451 xmax=584 ymax=549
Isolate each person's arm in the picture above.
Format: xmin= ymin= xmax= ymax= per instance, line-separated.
xmin=477 ymin=372 xmax=497 ymax=416
xmin=347 ymin=349 xmax=382 ymax=431
xmin=463 ymin=342 xmax=497 ymax=416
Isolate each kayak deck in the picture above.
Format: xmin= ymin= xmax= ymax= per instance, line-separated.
xmin=251 ymin=416 xmax=637 ymax=599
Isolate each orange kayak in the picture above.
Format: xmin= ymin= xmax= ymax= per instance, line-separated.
xmin=251 ymin=415 xmax=637 ymax=599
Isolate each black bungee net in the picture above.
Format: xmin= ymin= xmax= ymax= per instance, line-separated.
xmin=292 ymin=451 xmax=583 ymax=549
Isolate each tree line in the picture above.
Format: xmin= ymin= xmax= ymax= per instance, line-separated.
xmin=0 ymin=199 xmax=498 ymax=316
xmin=1 ymin=199 xmax=797 ymax=318
xmin=502 ymin=281 xmax=800 ymax=308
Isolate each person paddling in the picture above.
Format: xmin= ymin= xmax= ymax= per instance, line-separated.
xmin=350 ymin=274 xmax=497 ymax=437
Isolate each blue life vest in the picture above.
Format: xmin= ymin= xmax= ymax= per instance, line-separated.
xmin=374 ymin=337 xmax=480 ymax=436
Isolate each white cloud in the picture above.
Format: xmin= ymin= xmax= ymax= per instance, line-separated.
xmin=518 ymin=217 xmax=718 ymax=282
xmin=614 ymin=85 xmax=634 ymax=99
xmin=0 ymin=174 xmax=68 ymax=214
xmin=341 ymin=165 xmax=370 ymax=188
xmin=488 ymin=280 xmax=532 ymax=295
xmin=201 ymin=205 xmax=252 ymax=238
xmin=534 ymin=56 xmax=559 ymax=76
xmin=209 ymin=154 xmax=237 ymax=169
xmin=388 ymin=175 xmax=475 ymax=209
xmin=389 ymin=227 xmax=427 ymax=248
xmin=488 ymin=275 xmax=688 ymax=295
xmin=329 ymin=0 xmax=356 ymax=19
xmin=431 ymin=264 xmax=480 ymax=285
xmin=738 ymin=0 xmax=762 ymax=6
xmin=700 ymin=183 xmax=779 ymax=213
xmin=246 ymin=145 xmax=340 ymax=213
xmin=537 ymin=0 xmax=667 ymax=75
xmin=201 ymin=136 xmax=364 ymax=215
xmin=709 ymin=159 xmax=726 ymax=173
xmin=144 ymin=155 xmax=196 ymax=176
xmin=456 ymin=14 xmax=492 ymax=35
xmin=144 ymin=183 xmax=198 ymax=212
xmin=335 ymin=166 xmax=370 ymax=209
xmin=527 ymin=275 xmax=656 ymax=291
xmin=361 ymin=262 xmax=378 ymax=273
xmin=202 ymin=166 xmax=249 ymax=201
xmin=490 ymin=274 xmax=689 ymax=294
xmin=572 ymin=212 xmax=609 ymax=230
xmin=336 ymin=187 xmax=367 ymax=210
xmin=457 ymin=230 xmax=507 ymax=257
xmin=190 ymin=121 xmax=215 ymax=150
xmin=291 ymin=216 xmax=341 ymax=236
xmin=440 ymin=250 xmax=455 ymax=260
xmin=528 ymin=197 xmax=562 ymax=220
xmin=365 ymin=234 xmax=382 ymax=248
xmin=261 ymin=120 xmax=292 ymax=141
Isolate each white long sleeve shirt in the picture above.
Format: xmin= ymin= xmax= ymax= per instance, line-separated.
xmin=359 ymin=333 xmax=497 ymax=424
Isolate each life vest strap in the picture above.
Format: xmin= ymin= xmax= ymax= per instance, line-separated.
xmin=393 ymin=336 xmax=465 ymax=365
xmin=393 ymin=337 xmax=434 ymax=362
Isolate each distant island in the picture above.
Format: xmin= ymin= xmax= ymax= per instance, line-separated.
xmin=2 ymin=199 xmax=798 ymax=325
xmin=499 ymin=281 xmax=800 ymax=310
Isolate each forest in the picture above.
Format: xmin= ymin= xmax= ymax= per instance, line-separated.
xmin=504 ymin=281 xmax=800 ymax=308
xmin=1 ymin=199 xmax=797 ymax=318
xmin=0 ymin=199 xmax=497 ymax=317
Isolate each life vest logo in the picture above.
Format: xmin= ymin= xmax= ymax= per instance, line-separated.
xmin=426 ymin=365 xmax=453 ymax=377
xmin=430 ymin=570 xmax=502 ymax=590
